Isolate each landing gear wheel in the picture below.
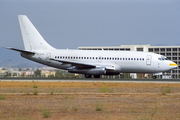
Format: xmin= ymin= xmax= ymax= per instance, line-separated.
xmin=85 ymin=74 xmax=92 ymax=78
xmin=93 ymin=75 xmax=100 ymax=78
xmin=153 ymin=76 xmax=157 ymax=79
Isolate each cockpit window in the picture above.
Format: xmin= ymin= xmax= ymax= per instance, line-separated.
xmin=158 ymin=56 xmax=168 ymax=61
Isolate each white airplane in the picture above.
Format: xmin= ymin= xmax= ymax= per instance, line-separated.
xmin=7 ymin=15 xmax=177 ymax=79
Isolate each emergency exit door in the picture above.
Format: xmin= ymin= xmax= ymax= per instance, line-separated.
xmin=146 ymin=55 xmax=152 ymax=65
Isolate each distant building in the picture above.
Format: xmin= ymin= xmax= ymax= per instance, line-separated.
xmin=78 ymin=45 xmax=180 ymax=78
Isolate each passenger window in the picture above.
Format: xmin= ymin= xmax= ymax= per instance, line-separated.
xmin=107 ymin=57 xmax=109 ymax=60
xmin=110 ymin=58 xmax=111 ymax=60
xmin=87 ymin=57 xmax=89 ymax=59
xmin=128 ymin=58 xmax=130 ymax=60
xmin=96 ymin=57 xmax=98 ymax=59
xmin=142 ymin=58 xmax=144 ymax=61
xmin=134 ymin=58 xmax=136 ymax=60
xmin=137 ymin=58 xmax=138 ymax=60
xmin=126 ymin=58 xmax=127 ymax=60
xmin=131 ymin=58 xmax=133 ymax=60
xmin=60 ymin=56 xmax=62 ymax=59
xmin=140 ymin=58 xmax=141 ymax=60
xmin=117 ymin=58 xmax=119 ymax=60
xmin=120 ymin=58 xmax=122 ymax=60
xmin=112 ymin=58 xmax=114 ymax=60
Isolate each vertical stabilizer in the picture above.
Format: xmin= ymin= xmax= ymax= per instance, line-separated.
xmin=18 ymin=15 xmax=55 ymax=50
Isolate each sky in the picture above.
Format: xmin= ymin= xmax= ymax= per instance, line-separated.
xmin=0 ymin=0 xmax=180 ymax=50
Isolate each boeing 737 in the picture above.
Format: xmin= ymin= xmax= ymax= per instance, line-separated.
xmin=7 ymin=15 xmax=178 ymax=79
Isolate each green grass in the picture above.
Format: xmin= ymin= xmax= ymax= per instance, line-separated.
xmin=33 ymin=82 xmax=38 ymax=88
xmin=60 ymin=102 xmax=70 ymax=112
xmin=12 ymin=90 xmax=16 ymax=93
xmin=57 ymin=89 xmax=63 ymax=93
xmin=0 ymin=94 xmax=6 ymax=100
xmin=129 ymin=105 xmax=157 ymax=120
xmin=162 ymin=86 xmax=171 ymax=95
xmin=50 ymin=90 xmax=54 ymax=95
xmin=72 ymin=106 xmax=79 ymax=112
xmin=33 ymin=85 xmax=38 ymax=88
xmin=41 ymin=108 xmax=51 ymax=118
xmin=26 ymin=91 xmax=30 ymax=95
xmin=20 ymin=89 xmax=24 ymax=93
xmin=96 ymin=102 xmax=103 ymax=111
xmin=64 ymin=95 xmax=69 ymax=99
xmin=33 ymin=89 xmax=38 ymax=95
xmin=99 ymin=87 xmax=114 ymax=93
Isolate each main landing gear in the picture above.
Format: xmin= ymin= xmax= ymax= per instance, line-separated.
xmin=85 ymin=74 xmax=100 ymax=78
xmin=153 ymin=76 xmax=157 ymax=79
xmin=85 ymin=74 xmax=92 ymax=78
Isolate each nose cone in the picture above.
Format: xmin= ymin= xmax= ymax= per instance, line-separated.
xmin=169 ymin=62 xmax=178 ymax=69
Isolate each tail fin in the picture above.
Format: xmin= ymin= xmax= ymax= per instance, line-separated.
xmin=18 ymin=15 xmax=55 ymax=50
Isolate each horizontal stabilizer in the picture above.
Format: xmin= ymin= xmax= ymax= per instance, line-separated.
xmin=6 ymin=47 xmax=35 ymax=54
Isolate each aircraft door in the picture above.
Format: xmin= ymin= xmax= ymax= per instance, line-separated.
xmin=146 ymin=55 xmax=152 ymax=65
xmin=46 ymin=53 xmax=51 ymax=63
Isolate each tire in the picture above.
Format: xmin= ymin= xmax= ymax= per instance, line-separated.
xmin=85 ymin=74 xmax=92 ymax=78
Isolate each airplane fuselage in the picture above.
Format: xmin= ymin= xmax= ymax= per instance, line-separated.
xmin=21 ymin=49 xmax=176 ymax=75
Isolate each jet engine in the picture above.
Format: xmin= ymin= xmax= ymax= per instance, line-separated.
xmin=68 ymin=67 xmax=106 ymax=75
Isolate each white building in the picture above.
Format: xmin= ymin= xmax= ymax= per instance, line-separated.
xmin=78 ymin=45 xmax=179 ymax=79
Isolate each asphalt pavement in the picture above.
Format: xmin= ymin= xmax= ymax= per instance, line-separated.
xmin=0 ymin=78 xmax=180 ymax=83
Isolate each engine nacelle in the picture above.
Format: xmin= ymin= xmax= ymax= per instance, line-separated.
xmin=68 ymin=67 xmax=106 ymax=75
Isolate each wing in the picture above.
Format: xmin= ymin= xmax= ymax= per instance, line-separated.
xmin=50 ymin=58 xmax=96 ymax=69
xmin=50 ymin=58 xmax=115 ymax=70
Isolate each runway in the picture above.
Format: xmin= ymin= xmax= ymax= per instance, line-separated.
xmin=0 ymin=78 xmax=180 ymax=83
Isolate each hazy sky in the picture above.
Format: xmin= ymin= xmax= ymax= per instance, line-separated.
xmin=0 ymin=0 xmax=180 ymax=49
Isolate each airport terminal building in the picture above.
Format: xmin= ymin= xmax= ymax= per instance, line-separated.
xmin=78 ymin=45 xmax=180 ymax=79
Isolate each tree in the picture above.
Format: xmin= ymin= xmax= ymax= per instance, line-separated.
xmin=34 ymin=69 xmax=41 ymax=78
xmin=4 ymin=72 xmax=11 ymax=77
xmin=55 ymin=70 xmax=63 ymax=78
xmin=13 ymin=73 xmax=17 ymax=77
